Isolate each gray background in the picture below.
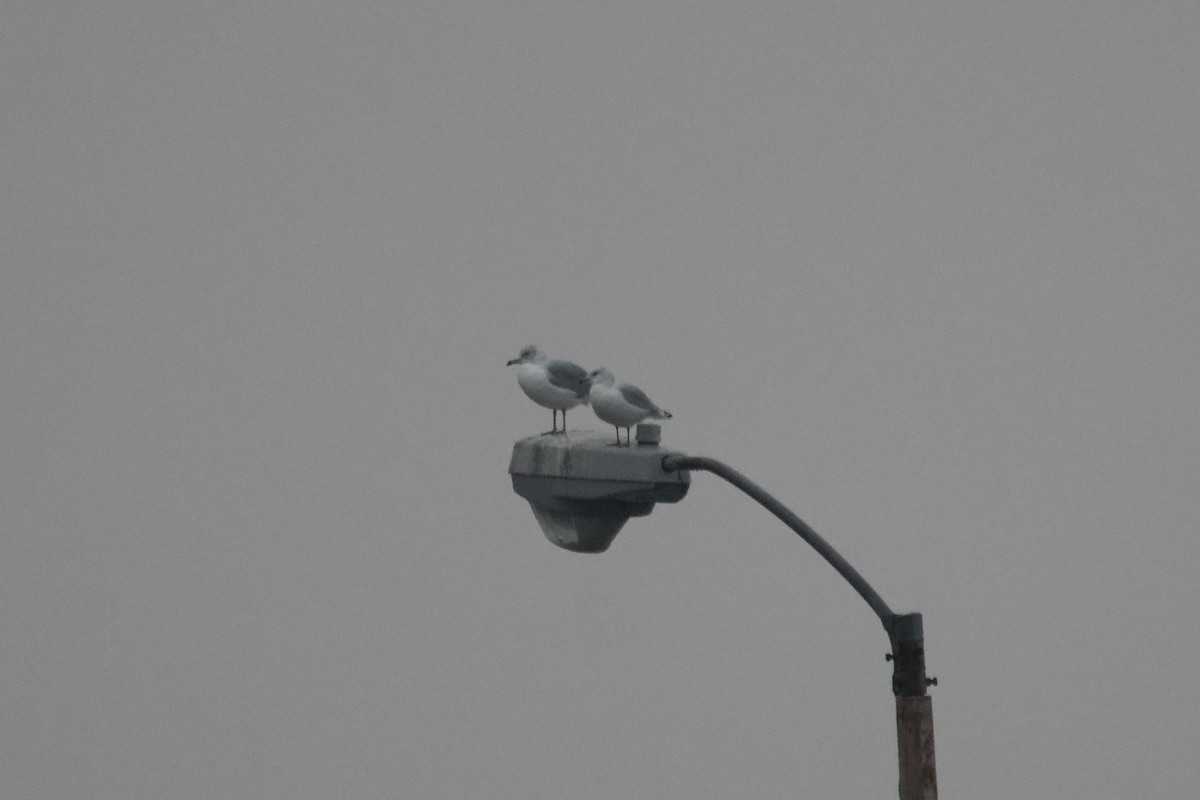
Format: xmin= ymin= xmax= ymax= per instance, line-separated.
xmin=4 ymin=2 xmax=1199 ymax=798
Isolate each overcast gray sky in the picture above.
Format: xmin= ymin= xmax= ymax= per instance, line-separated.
xmin=4 ymin=2 xmax=1199 ymax=798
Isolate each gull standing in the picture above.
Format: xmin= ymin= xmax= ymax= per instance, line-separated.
xmin=587 ymin=367 xmax=672 ymax=446
xmin=506 ymin=345 xmax=591 ymax=434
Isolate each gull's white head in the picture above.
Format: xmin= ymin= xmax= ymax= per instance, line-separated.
xmin=506 ymin=344 xmax=546 ymax=366
xmin=587 ymin=367 xmax=616 ymax=386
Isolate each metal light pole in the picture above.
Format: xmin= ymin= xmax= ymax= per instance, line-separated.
xmin=509 ymin=427 xmax=937 ymax=798
xmin=659 ymin=454 xmax=938 ymax=800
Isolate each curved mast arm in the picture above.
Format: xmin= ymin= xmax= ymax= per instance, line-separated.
xmin=661 ymin=454 xmax=895 ymax=629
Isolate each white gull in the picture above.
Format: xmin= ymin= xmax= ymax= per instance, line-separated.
xmin=587 ymin=367 xmax=672 ymax=446
xmin=506 ymin=345 xmax=591 ymax=434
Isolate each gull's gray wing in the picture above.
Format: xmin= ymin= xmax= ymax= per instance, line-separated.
xmin=619 ymin=383 xmax=659 ymax=413
xmin=546 ymin=359 xmax=591 ymax=399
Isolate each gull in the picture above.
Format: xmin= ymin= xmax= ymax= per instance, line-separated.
xmin=587 ymin=367 xmax=672 ymax=446
xmin=506 ymin=345 xmax=591 ymax=434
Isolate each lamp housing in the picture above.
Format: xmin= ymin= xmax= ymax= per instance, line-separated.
xmin=509 ymin=427 xmax=690 ymax=552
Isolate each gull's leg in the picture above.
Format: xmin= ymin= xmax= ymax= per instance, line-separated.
xmin=559 ymin=408 xmax=566 ymax=434
xmin=614 ymin=425 xmax=621 ymax=446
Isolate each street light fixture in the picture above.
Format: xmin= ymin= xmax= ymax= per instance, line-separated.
xmin=508 ymin=424 xmax=690 ymax=553
xmin=508 ymin=425 xmax=938 ymax=799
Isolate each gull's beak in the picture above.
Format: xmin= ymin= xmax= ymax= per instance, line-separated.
xmin=506 ymin=358 xmax=520 ymax=366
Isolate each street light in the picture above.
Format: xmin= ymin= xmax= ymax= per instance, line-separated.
xmin=508 ymin=424 xmax=690 ymax=553
xmin=508 ymin=425 xmax=939 ymax=799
